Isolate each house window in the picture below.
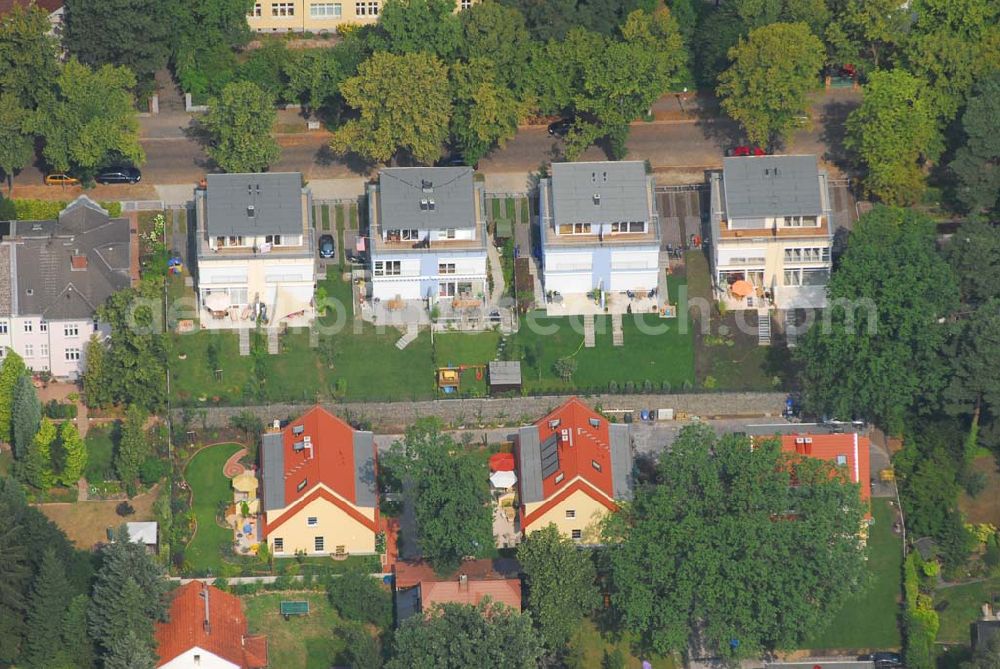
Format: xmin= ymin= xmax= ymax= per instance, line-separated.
xmin=355 ymin=0 xmax=378 ymax=14
xmin=307 ymin=516 xmax=318 ymax=527
xmin=274 ymin=538 xmax=284 ymax=552
xmin=39 ymin=321 xmax=47 ymax=332
xmin=460 ymin=0 xmax=471 ymax=8
xmin=0 ymin=321 xmax=6 ymax=334
xmin=272 ymin=2 xmax=295 ymax=16
xmin=610 ymin=221 xmax=645 ymax=233
xmin=438 ymin=263 xmax=455 ymax=275
xmin=65 ymin=348 xmax=81 ymax=361
xmin=314 ymin=536 xmax=325 ymax=552
xmin=571 ymin=529 xmax=582 ymax=540
xmin=783 ymin=270 xmax=801 ymax=287
xmin=265 ymin=234 xmax=282 ymax=246
xmin=558 ymin=222 xmax=593 ymax=235
xmin=836 ymin=454 xmax=848 ymax=466
xmin=401 ymin=229 xmax=419 ymax=241
xmin=39 ymin=343 xmax=48 ymax=357
xmin=784 ymin=247 xmax=829 ymax=263
xmin=64 ymin=324 xmax=78 ymax=337
xmin=251 ymin=2 xmax=262 ymax=15
xmin=310 ymin=1 xmax=341 ymax=15
xmin=194 ymin=655 xmax=201 ymax=665
xmin=23 ymin=321 xmax=32 ymax=333
xmin=802 ymin=268 xmax=829 ymax=286
xmin=591 ymin=459 xmax=602 ymax=472
xmin=373 ymin=260 xmax=401 ymax=277
xmin=297 ymin=478 xmax=308 ymax=492
xmin=565 ymin=509 xmax=575 ymax=519
xmin=439 ymin=282 xmax=456 ymax=297
xmin=23 ymin=344 xmax=33 ymax=358
xmin=335 ymin=545 xmax=346 ymax=556
xmin=554 ymin=472 xmax=565 ymax=484
xmin=444 ymin=229 xmax=456 ymax=239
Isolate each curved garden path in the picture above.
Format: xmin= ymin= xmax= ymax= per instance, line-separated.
xmin=222 ymin=448 xmax=248 ymax=478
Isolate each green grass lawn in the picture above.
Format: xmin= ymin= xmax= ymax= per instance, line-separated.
xmin=320 ymin=204 xmax=331 ymax=231
xmin=185 ymin=443 xmax=242 ymax=573
xmin=84 ymin=426 xmax=116 ymax=482
xmin=511 ymin=313 xmax=695 ymax=394
xmin=432 ymin=331 xmax=500 ymax=398
xmin=572 ymin=618 xmax=677 ymax=669
xmin=802 ymin=499 xmax=903 ymax=651
xmin=934 ymin=576 xmax=1000 ymax=644
xmin=243 ymin=592 xmax=349 ymax=669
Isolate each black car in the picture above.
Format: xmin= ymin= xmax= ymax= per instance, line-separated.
xmin=318 ymin=234 xmax=335 ymax=259
xmin=873 ymin=652 xmax=903 ymax=668
xmin=95 ymin=167 xmax=141 ymax=184
xmin=547 ymin=118 xmax=573 ymax=137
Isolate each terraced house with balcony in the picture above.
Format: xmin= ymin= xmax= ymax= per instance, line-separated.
xmin=367 ymin=166 xmax=488 ymax=311
xmin=709 ymin=155 xmax=833 ymax=311
xmin=0 ymin=196 xmax=138 ymax=379
xmin=246 ymin=0 xmax=476 ymax=33
xmin=194 ymin=172 xmax=316 ymax=334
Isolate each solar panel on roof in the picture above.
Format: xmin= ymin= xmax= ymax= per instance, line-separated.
xmin=539 ymin=435 xmax=560 ymax=478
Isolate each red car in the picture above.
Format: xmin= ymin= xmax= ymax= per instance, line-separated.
xmin=728 ymin=145 xmax=767 ymax=157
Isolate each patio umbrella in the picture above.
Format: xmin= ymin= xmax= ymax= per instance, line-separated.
xmin=730 ymin=280 xmax=754 ymax=298
xmin=204 ymin=291 xmax=231 ymax=311
xmin=489 ymin=470 xmax=517 ymax=490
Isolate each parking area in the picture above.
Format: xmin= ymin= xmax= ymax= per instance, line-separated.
xmin=656 ymin=186 xmax=705 ymax=250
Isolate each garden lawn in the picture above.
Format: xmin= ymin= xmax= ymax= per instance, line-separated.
xmin=185 ymin=443 xmax=242 ymax=573
xmin=572 ymin=618 xmax=676 ymax=669
xmin=934 ymin=576 xmax=1000 ymax=644
xmin=243 ymin=592 xmax=349 ymax=669
xmin=801 ymin=499 xmax=903 ymax=651
xmin=84 ymin=425 xmax=116 ymax=482
xmin=432 ymin=331 xmax=500 ymax=398
xmin=512 ymin=313 xmax=695 ymax=394
xmin=37 ymin=485 xmax=157 ymax=550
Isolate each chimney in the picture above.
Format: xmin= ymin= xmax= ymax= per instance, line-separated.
xmin=459 ymin=574 xmax=468 ymax=591
xmin=201 ymin=584 xmax=211 ymax=635
xmin=70 ymin=255 xmax=88 ymax=270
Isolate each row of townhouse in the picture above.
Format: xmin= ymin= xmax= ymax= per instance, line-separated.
xmin=245 ymin=0 xmax=474 ymax=32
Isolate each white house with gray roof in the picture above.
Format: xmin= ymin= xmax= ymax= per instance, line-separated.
xmin=538 ymin=161 xmax=662 ymax=314
xmin=709 ymin=155 xmax=833 ymax=310
xmin=367 ymin=167 xmax=488 ymax=305
xmin=0 ymin=197 xmax=137 ymax=379
xmin=194 ymin=173 xmax=316 ymax=329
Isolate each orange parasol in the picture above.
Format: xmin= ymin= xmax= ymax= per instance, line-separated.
xmin=730 ymin=280 xmax=754 ymax=298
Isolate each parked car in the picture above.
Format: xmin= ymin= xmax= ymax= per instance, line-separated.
xmin=727 ymin=145 xmax=767 ymax=157
xmin=547 ymin=118 xmax=574 ymax=137
xmin=318 ymin=234 xmax=335 ymax=259
xmin=95 ymin=167 xmax=142 ymax=184
xmin=873 ymin=652 xmax=903 ymax=667
xmin=44 ymin=173 xmax=80 ymax=186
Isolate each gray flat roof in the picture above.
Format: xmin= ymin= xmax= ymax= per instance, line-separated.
xmin=550 ymin=161 xmax=651 ymax=227
xmin=722 ymin=155 xmax=822 ymax=218
xmin=488 ymin=361 xmax=521 ymax=386
xmin=12 ymin=197 xmax=132 ymax=320
xmin=352 ymin=431 xmax=376 ymax=508
xmin=379 ymin=167 xmax=476 ymax=230
xmin=517 ymin=426 xmax=543 ymax=504
xmin=0 ymin=244 xmax=11 ymax=317
xmin=609 ymin=424 xmax=633 ymax=501
xmin=205 ymin=172 xmax=304 ymax=237
xmin=260 ymin=432 xmax=285 ymax=512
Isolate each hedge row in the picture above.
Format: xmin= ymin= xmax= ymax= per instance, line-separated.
xmin=0 ymin=198 xmax=123 ymax=221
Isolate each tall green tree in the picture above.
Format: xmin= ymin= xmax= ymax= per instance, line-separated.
xmin=0 ymin=487 xmax=30 ymax=663
xmin=115 ymin=406 xmax=149 ymax=493
xmin=55 ymin=422 xmax=87 ymax=486
xmin=326 ymin=569 xmax=393 ymax=628
xmin=730 ymin=0 xmax=830 ymax=36
xmin=948 ymin=74 xmax=1000 ymax=214
xmin=387 ymin=601 xmax=543 ymax=669
xmin=0 ymin=4 xmax=58 ymax=108
xmin=945 ymin=218 xmax=1000 ymax=307
xmin=88 ymin=526 xmax=167 ymax=658
xmin=717 ymin=22 xmax=824 ymax=146
xmin=82 ymin=335 xmax=112 ymax=408
xmin=517 ymin=524 xmax=599 ymax=652
xmin=449 ymin=59 xmax=528 ymax=165
xmin=942 ymin=300 xmax=1000 ymax=449
xmin=383 ymin=418 xmax=492 ymax=573
xmin=60 ymin=595 xmax=95 ymax=669
xmin=23 ymin=548 xmax=71 ymax=668
xmin=64 ymin=0 xmax=173 ymax=84
xmin=282 ymin=49 xmax=344 ymax=114
xmin=339 ymin=622 xmax=382 ymax=669
xmin=845 ymin=69 xmax=938 ymax=205
xmin=21 ymin=418 xmax=56 ymax=489
xmin=0 ymin=93 xmax=35 ymax=192
xmin=103 ymin=627 xmax=157 ymax=669
xmin=11 ymin=373 xmax=40 ymax=460
xmin=459 ymin=1 xmax=533 ymax=91
xmin=795 ymin=206 xmax=959 ymax=432
xmin=0 ymin=350 xmax=26 ymax=443
xmin=824 ymin=0 xmax=904 ymax=73
xmin=332 ymin=51 xmax=452 ymax=165
xmin=607 ymin=425 xmax=867 ymax=657
xmin=204 ymin=80 xmax=280 ymax=173
xmin=379 ymin=0 xmax=462 ymax=60
xmin=38 ymin=58 xmax=144 ymax=175
xmin=691 ymin=7 xmax=744 ymax=89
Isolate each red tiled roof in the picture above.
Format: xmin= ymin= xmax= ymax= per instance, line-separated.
xmin=0 ymin=0 xmax=62 ymax=15
xmin=279 ymin=406 xmax=364 ymax=507
xmin=155 ymin=582 xmax=267 ymax=669
xmin=778 ymin=433 xmax=872 ymax=502
xmin=534 ymin=397 xmax=615 ymax=500
xmin=394 ymin=559 xmax=518 ymax=589
xmin=420 ymin=578 xmax=522 ymax=611
xmin=489 ymin=452 xmax=515 ymax=472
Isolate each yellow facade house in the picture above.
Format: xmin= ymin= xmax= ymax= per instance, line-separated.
xmin=260 ymin=406 xmax=379 ymax=557
xmin=247 ymin=0 xmax=476 ymax=33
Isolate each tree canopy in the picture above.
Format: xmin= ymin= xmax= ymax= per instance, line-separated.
xmin=204 ymin=80 xmax=280 ymax=173
xmin=795 ymin=206 xmax=959 ymax=431
xmin=717 ymin=22 xmax=824 ymax=146
xmin=607 ymin=424 xmax=867 ymax=657
xmin=948 ymin=73 xmax=1000 ymax=214
xmin=64 ymin=0 xmax=173 ymax=84
xmin=0 ymin=350 xmax=26 ymax=444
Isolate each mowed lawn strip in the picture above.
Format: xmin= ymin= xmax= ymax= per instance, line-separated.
xmin=185 ymin=443 xmax=242 ymax=573
xmin=934 ymin=576 xmax=1000 ymax=644
xmin=243 ymin=592 xmax=348 ymax=669
xmin=802 ymin=498 xmax=903 ymax=651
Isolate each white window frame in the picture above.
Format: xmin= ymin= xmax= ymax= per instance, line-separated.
xmin=39 ymin=321 xmax=47 ymax=332
xmin=64 ymin=324 xmax=79 ymax=338
xmin=273 ymin=537 xmax=284 ymax=553
xmin=271 ymin=1 xmax=295 ymax=16
xmin=571 ymin=529 xmax=582 ymax=541
xmin=39 ymin=343 xmax=49 ymax=358
xmin=265 ymin=234 xmax=282 ymax=246
xmin=355 ymin=0 xmax=378 ymax=14
xmin=0 ymin=321 xmax=6 ymax=334
xmin=314 ymin=536 xmax=325 ymax=552
xmin=374 ymin=260 xmax=401 ymax=277
xmin=23 ymin=344 xmax=34 ymax=358
xmin=307 ymin=516 xmax=318 ymax=527
xmin=565 ymin=509 xmax=575 ymax=519
xmin=251 ymin=2 xmax=262 ymax=15
xmin=65 ymin=348 xmax=81 ymax=361
xmin=438 ymin=263 xmax=455 ymax=275
xmin=23 ymin=321 xmax=32 ymax=333
xmin=310 ymin=2 xmax=342 ymax=16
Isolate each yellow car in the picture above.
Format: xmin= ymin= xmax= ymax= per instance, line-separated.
xmin=44 ymin=173 xmax=80 ymax=186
